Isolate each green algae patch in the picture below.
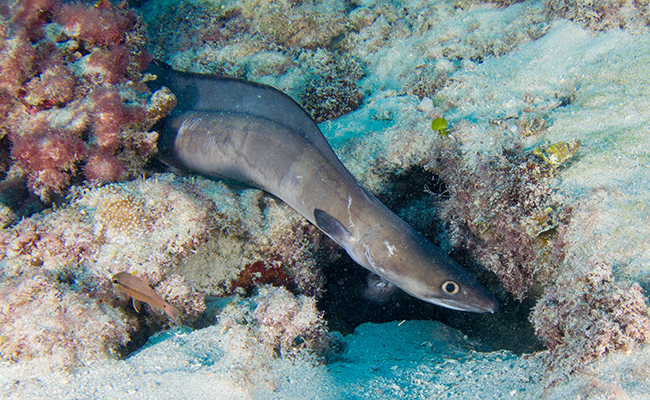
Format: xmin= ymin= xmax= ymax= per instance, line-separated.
xmin=533 ymin=140 xmax=580 ymax=170
xmin=431 ymin=117 xmax=451 ymax=137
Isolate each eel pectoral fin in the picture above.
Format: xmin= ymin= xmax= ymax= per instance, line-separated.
xmin=314 ymin=208 xmax=353 ymax=247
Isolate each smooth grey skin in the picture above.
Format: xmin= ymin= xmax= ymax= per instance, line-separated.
xmin=148 ymin=61 xmax=498 ymax=313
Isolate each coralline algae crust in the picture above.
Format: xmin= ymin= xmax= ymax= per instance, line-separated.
xmin=0 ymin=172 xmax=329 ymax=369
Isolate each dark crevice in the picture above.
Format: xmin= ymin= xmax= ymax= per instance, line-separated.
xmin=318 ymin=254 xmax=545 ymax=354
xmin=318 ymin=164 xmax=545 ymax=354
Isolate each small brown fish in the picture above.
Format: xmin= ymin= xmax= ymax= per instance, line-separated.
xmin=111 ymin=272 xmax=180 ymax=323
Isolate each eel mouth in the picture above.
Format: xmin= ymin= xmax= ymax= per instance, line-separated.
xmin=423 ymin=296 xmax=499 ymax=314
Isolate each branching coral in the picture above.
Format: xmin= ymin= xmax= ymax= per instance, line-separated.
xmin=531 ymin=262 xmax=650 ymax=376
xmin=0 ymin=0 xmax=171 ymax=202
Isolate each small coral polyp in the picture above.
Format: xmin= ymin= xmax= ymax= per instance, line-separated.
xmin=0 ymin=0 xmax=165 ymax=202
xmin=95 ymin=192 xmax=150 ymax=244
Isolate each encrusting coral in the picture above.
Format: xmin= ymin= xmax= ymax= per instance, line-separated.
xmin=0 ymin=175 xmax=214 ymax=369
xmin=139 ymin=0 xmax=365 ymax=122
xmin=0 ymin=0 xmax=174 ymax=202
xmin=531 ymin=261 xmax=650 ymax=379
xmin=427 ymin=136 xmax=570 ymax=300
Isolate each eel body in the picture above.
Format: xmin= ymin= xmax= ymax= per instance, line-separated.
xmin=148 ymin=61 xmax=498 ymax=313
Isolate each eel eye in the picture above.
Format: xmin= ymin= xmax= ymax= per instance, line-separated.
xmin=441 ymin=280 xmax=460 ymax=296
xmin=112 ymin=279 xmax=119 ymax=284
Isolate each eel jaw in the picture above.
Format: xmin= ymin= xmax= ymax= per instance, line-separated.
xmin=422 ymin=294 xmax=498 ymax=314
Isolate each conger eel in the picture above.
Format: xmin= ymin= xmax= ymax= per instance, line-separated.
xmin=147 ymin=61 xmax=498 ymax=313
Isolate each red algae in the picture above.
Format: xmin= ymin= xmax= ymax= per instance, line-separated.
xmin=87 ymin=47 xmax=133 ymax=84
xmin=84 ymin=151 xmax=126 ymax=182
xmin=10 ymin=116 xmax=87 ymax=196
xmin=9 ymin=0 xmax=60 ymax=39
xmin=233 ymin=259 xmax=294 ymax=293
xmin=23 ymin=64 xmax=75 ymax=108
xmin=0 ymin=0 xmax=171 ymax=202
xmin=57 ymin=0 xmax=137 ymax=49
